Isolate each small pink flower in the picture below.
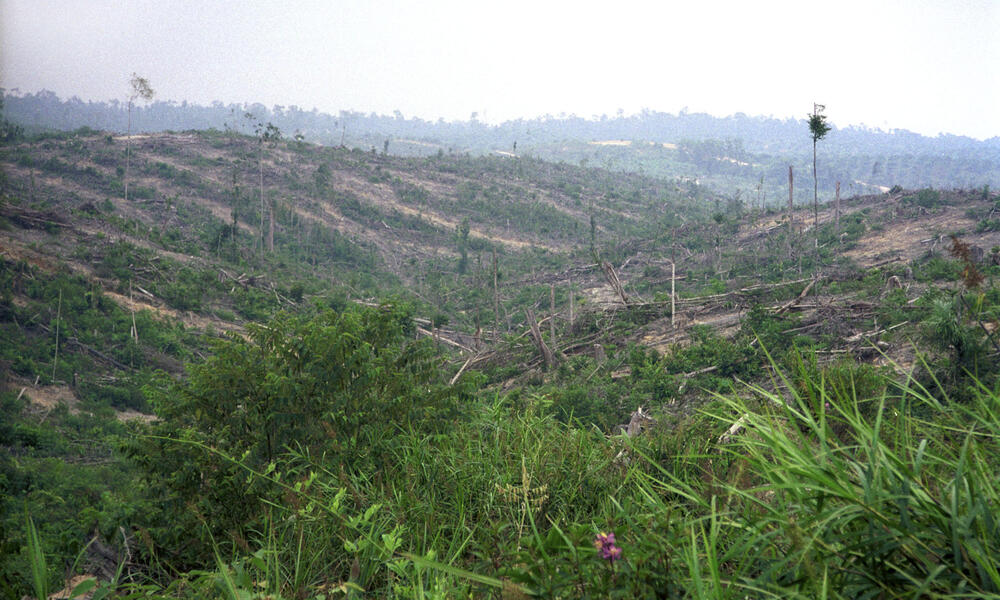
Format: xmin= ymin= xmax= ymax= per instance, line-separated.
xmin=594 ymin=531 xmax=622 ymax=563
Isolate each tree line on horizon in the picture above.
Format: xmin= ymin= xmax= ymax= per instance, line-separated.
xmin=4 ymin=89 xmax=998 ymax=157
xmin=3 ymin=88 xmax=998 ymax=207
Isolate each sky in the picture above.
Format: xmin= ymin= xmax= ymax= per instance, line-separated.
xmin=2 ymin=0 xmax=998 ymax=139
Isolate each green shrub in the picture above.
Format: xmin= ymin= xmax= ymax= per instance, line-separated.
xmin=127 ymin=303 xmax=476 ymax=561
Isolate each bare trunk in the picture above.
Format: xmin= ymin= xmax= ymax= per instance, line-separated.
xmin=600 ymin=261 xmax=630 ymax=306
xmin=125 ymin=103 xmax=132 ymax=202
xmin=549 ymin=284 xmax=556 ymax=347
xmin=52 ymin=289 xmax=61 ymax=381
xmin=813 ymin=139 xmax=818 ymax=231
xmin=569 ymin=277 xmax=575 ymax=331
xmin=267 ymin=199 xmax=275 ymax=252
xmin=787 ymin=165 xmax=794 ymax=235
xmin=835 ymin=181 xmax=841 ymax=240
xmin=525 ymin=308 xmax=556 ymax=369
xmin=492 ymin=250 xmax=500 ymax=338
xmin=671 ymin=260 xmax=676 ymax=329
xmin=259 ymin=143 xmax=265 ymax=253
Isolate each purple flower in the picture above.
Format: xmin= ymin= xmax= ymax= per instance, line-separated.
xmin=594 ymin=531 xmax=622 ymax=563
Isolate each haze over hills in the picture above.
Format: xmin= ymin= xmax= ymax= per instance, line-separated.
xmin=5 ymin=90 xmax=999 ymax=204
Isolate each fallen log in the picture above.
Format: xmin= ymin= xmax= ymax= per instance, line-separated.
xmin=415 ymin=327 xmax=474 ymax=353
xmin=776 ymin=277 xmax=819 ymax=315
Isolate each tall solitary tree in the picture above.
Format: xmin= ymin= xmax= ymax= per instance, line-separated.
xmin=809 ymin=103 xmax=831 ymax=231
xmin=246 ymin=113 xmax=281 ymax=253
xmin=125 ymin=74 xmax=154 ymax=202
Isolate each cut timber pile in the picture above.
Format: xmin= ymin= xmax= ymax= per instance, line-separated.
xmin=0 ymin=204 xmax=67 ymax=229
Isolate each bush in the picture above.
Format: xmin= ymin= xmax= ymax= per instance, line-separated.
xmin=127 ymin=303 xmax=477 ymax=561
xmin=903 ymin=187 xmax=943 ymax=208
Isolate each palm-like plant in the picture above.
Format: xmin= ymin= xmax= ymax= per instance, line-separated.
xmin=808 ymin=103 xmax=831 ymax=233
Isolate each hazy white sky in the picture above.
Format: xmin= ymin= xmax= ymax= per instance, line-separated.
xmin=2 ymin=0 xmax=997 ymax=138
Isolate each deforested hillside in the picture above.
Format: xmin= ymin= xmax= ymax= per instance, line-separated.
xmin=7 ymin=91 xmax=999 ymax=204
xmin=0 ymin=128 xmax=709 ymax=283
xmin=3 ymin=126 xmax=1000 ymax=599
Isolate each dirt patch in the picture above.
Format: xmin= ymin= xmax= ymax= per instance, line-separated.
xmin=843 ymin=206 xmax=999 ymax=267
xmin=22 ymin=384 xmax=79 ymax=412
xmin=49 ymin=574 xmax=98 ymax=600
xmin=102 ymin=289 xmax=244 ymax=335
xmin=115 ymin=409 xmax=157 ymax=423
xmin=332 ymin=169 xmax=562 ymax=252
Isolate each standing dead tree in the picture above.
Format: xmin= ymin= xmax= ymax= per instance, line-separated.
xmin=835 ymin=181 xmax=841 ymax=239
xmin=600 ymin=261 xmax=630 ymax=306
xmin=787 ymin=165 xmax=795 ymax=235
xmin=525 ymin=308 xmax=557 ymax=369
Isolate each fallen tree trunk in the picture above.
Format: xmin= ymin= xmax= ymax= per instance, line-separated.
xmin=776 ymin=277 xmax=819 ymax=315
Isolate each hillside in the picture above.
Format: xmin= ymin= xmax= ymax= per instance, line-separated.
xmin=3 ymin=128 xmax=1000 ymax=424
xmin=6 ymin=90 xmax=999 ymax=203
xmin=3 ymin=128 xmax=1000 ymax=598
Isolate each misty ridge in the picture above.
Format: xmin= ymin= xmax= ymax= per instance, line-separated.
xmin=6 ymin=89 xmax=998 ymax=204
xmin=4 ymin=88 xmax=999 ymax=158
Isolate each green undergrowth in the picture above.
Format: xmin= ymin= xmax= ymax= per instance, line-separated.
xmin=7 ymin=299 xmax=1000 ymax=598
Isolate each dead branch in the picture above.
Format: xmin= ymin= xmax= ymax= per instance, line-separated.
xmin=449 ymin=355 xmax=477 ymax=385
xmin=0 ymin=204 xmax=67 ymax=229
xmin=600 ymin=261 xmax=630 ymax=306
xmin=683 ymin=365 xmax=719 ymax=378
xmin=718 ymin=415 xmax=749 ymax=444
xmin=415 ymin=327 xmax=474 ymax=353
xmin=33 ymin=320 xmax=132 ymax=371
xmin=869 ymin=256 xmax=903 ymax=269
xmin=775 ymin=277 xmax=819 ymax=315
xmin=525 ymin=307 xmax=557 ymax=368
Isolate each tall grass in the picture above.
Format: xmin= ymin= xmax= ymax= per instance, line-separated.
xmin=26 ymin=363 xmax=1000 ymax=598
xmin=690 ymin=362 xmax=1000 ymax=598
xmin=491 ymin=361 xmax=1000 ymax=598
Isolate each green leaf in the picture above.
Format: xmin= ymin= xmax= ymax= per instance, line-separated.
xmin=68 ymin=578 xmax=97 ymax=599
xmin=26 ymin=514 xmax=48 ymax=600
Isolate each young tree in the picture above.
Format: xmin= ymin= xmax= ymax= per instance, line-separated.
xmin=809 ymin=103 xmax=831 ymax=231
xmin=0 ymin=92 xmax=24 ymax=143
xmin=457 ymin=218 xmax=470 ymax=274
xmin=125 ymin=74 xmax=154 ymax=202
xmin=245 ymin=113 xmax=281 ymax=252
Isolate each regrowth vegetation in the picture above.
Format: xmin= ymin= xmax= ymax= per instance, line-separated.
xmin=3 ymin=113 xmax=1000 ymax=598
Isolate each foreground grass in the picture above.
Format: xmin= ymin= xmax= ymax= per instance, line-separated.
xmin=20 ymin=360 xmax=1000 ymax=599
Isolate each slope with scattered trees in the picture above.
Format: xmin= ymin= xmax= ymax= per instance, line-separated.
xmin=3 ymin=114 xmax=1000 ymax=598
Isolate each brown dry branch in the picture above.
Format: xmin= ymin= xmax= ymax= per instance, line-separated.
xmin=600 ymin=260 xmax=630 ymax=306
xmin=0 ymin=203 xmax=67 ymax=229
xmin=949 ymin=235 xmax=984 ymax=289
xmin=775 ymin=277 xmax=819 ymax=315
xmin=524 ymin=307 xmax=557 ymax=368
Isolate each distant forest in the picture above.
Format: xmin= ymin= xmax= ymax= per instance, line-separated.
xmin=4 ymin=89 xmax=998 ymax=202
